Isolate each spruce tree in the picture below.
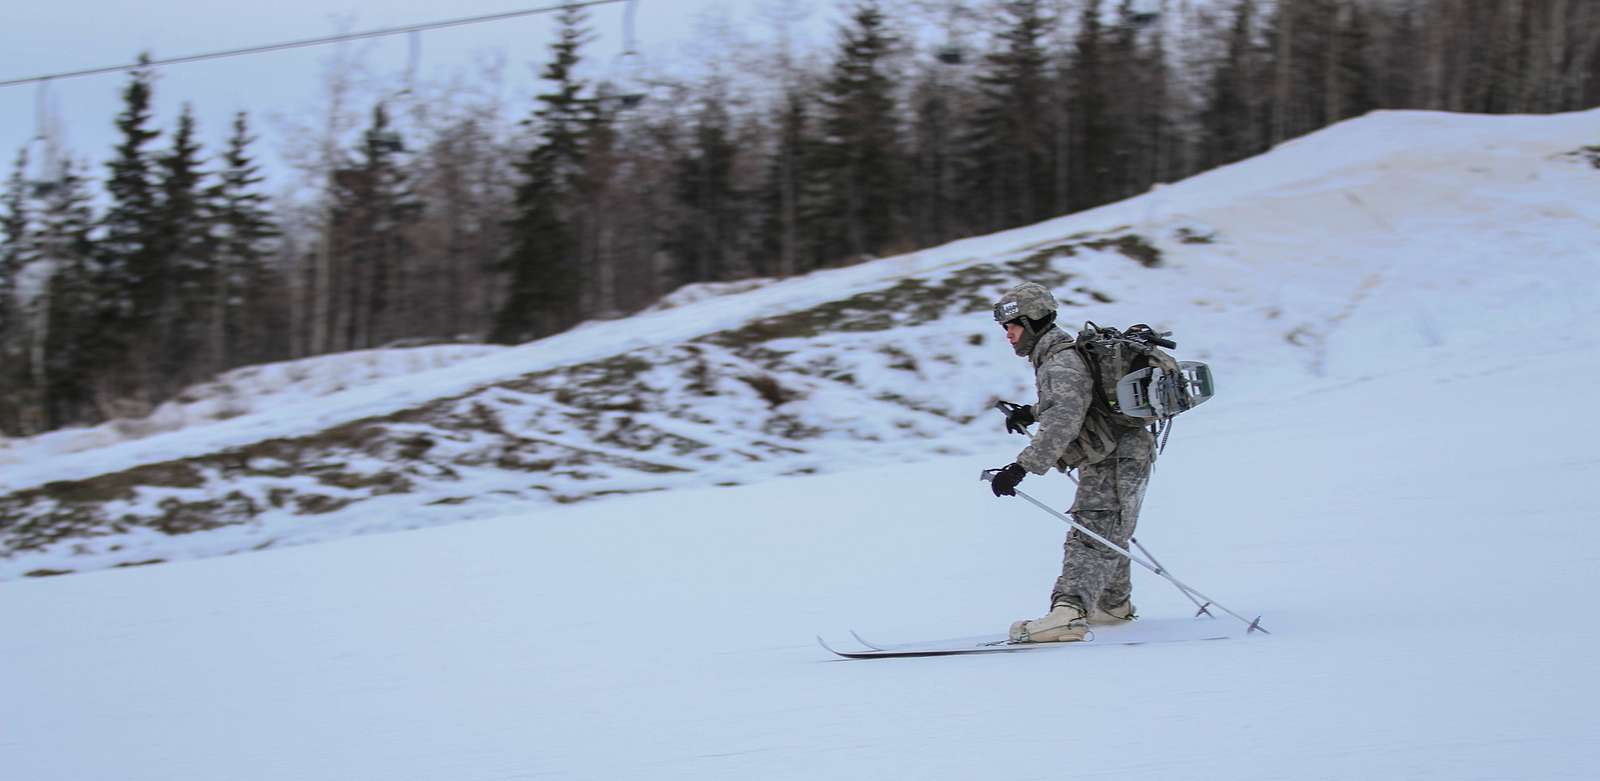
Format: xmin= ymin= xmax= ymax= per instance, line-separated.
xmin=907 ymin=67 xmax=961 ymax=246
xmin=1107 ymin=0 xmax=1175 ymax=198
xmin=1203 ymin=0 xmax=1261 ymax=168
xmin=1 ymin=149 xmax=29 ymax=341
xmin=494 ymin=4 xmax=594 ymax=343
xmin=416 ymin=114 xmax=506 ymax=340
xmin=815 ymin=0 xmax=905 ymax=262
xmin=1376 ymin=1 xmax=1423 ymax=110
xmin=207 ymin=112 xmax=281 ymax=366
xmin=330 ymin=103 xmax=424 ymax=350
xmin=970 ymin=0 xmax=1057 ymax=229
xmin=670 ymin=94 xmax=741 ymax=287
xmin=1067 ymin=0 xmax=1113 ymax=211
xmin=1103 ymin=0 xmax=1142 ymax=200
xmin=1334 ymin=1 xmax=1379 ymax=121
xmin=365 ymin=103 xmax=423 ymax=347
xmin=0 ymin=149 xmax=33 ymax=434
xmin=100 ymin=56 xmax=163 ymax=403
xmin=34 ymin=159 xmax=100 ymax=429
xmin=761 ymin=85 xmax=816 ymax=276
xmin=154 ymin=104 xmax=212 ymax=390
xmin=1141 ymin=1 xmax=1179 ymax=185
xmin=576 ymin=97 xmax=623 ymax=318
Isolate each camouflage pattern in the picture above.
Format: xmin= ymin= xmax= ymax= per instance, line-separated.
xmin=993 ymin=282 xmax=1060 ymax=358
xmin=997 ymin=282 xmax=1157 ymax=615
xmin=1050 ymin=425 xmax=1155 ymax=612
xmin=1013 ymin=327 xmax=1119 ymax=474
xmin=992 ymin=282 xmax=1059 ymax=325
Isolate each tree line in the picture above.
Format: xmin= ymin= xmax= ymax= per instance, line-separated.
xmin=2 ymin=0 xmax=1597 ymax=437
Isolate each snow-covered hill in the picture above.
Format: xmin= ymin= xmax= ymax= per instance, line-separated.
xmin=0 ymin=343 xmax=509 ymax=467
xmin=2 ymin=108 xmax=1599 ymax=780
xmin=7 ymin=110 xmax=1594 ymax=582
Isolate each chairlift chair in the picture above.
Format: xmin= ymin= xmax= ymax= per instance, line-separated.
xmin=1129 ymin=0 xmax=1161 ymax=26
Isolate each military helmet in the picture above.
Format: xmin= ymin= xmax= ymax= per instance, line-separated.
xmin=992 ymin=282 xmax=1059 ymax=325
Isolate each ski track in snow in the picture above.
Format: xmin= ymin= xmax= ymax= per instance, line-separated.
xmin=2 ymin=109 xmax=1599 ymax=780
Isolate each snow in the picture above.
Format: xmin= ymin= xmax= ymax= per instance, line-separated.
xmin=0 ymin=343 xmax=507 ymax=470
xmin=3 ymin=108 xmax=1600 ymax=779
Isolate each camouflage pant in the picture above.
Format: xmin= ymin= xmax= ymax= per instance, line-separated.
xmin=1050 ymin=430 xmax=1154 ymax=612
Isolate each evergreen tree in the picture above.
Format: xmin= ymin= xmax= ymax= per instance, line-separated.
xmin=154 ymin=104 xmax=213 ymax=390
xmin=1265 ymin=0 xmax=1354 ymax=143
xmin=207 ymin=111 xmax=281 ymax=366
xmin=366 ymin=103 xmax=425 ymax=348
xmin=100 ymin=56 xmax=163 ymax=403
xmin=1 ymin=148 xmax=29 ymax=341
xmin=814 ymin=0 xmax=905 ymax=262
xmin=329 ymin=102 xmax=424 ymax=350
xmin=907 ymin=66 xmax=963 ymax=246
xmin=1334 ymin=0 xmax=1379 ymax=121
xmin=33 ymin=159 xmax=100 ymax=429
xmin=1102 ymin=0 xmax=1148 ymax=200
xmin=1203 ymin=0 xmax=1262 ymax=168
xmin=669 ymin=94 xmax=741 ymax=288
xmin=1067 ymin=0 xmax=1114 ymax=211
xmin=415 ymin=114 xmax=511 ymax=340
xmin=761 ymin=84 xmax=817 ymax=276
xmin=1130 ymin=1 xmax=1181 ymax=187
xmin=1376 ymin=1 xmax=1424 ymax=110
xmin=0 ymin=149 xmax=34 ymax=434
xmin=969 ymin=0 xmax=1058 ymax=230
xmin=575 ymin=97 xmax=623 ymax=318
xmin=494 ymin=4 xmax=594 ymax=343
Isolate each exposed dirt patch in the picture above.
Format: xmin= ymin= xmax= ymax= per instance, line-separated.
xmin=740 ymin=374 xmax=799 ymax=408
xmin=1563 ymin=145 xmax=1600 ymax=169
xmin=0 ymin=228 xmax=1163 ymax=575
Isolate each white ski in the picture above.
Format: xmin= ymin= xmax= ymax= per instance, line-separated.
xmin=819 ymin=617 xmax=1235 ymax=660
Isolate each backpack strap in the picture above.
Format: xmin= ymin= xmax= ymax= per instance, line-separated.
xmin=1071 ymin=324 xmax=1115 ymax=419
xmin=1072 ymin=322 xmax=1155 ymax=429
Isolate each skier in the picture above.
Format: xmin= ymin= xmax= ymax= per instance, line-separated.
xmin=987 ymin=282 xmax=1154 ymax=643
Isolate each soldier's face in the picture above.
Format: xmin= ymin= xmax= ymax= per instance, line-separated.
xmin=1004 ymin=322 xmax=1024 ymax=348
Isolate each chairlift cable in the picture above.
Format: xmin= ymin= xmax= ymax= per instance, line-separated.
xmin=0 ymin=0 xmax=631 ymax=89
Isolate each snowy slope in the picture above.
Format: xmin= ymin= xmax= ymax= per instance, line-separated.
xmin=4 ymin=359 xmax=1597 ymax=780
xmin=4 ymin=109 xmax=1598 ymax=581
xmin=3 ymin=109 xmax=1600 ymax=779
xmin=0 ymin=343 xmax=509 ymax=466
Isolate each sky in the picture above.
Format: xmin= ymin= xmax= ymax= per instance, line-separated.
xmin=0 ymin=0 xmax=1189 ymax=201
xmin=0 ymin=0 xmax=840 ymax=196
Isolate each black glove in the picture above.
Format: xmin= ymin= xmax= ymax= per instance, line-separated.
xmin=990 ymin=463 xmax=1027 ymax=497
xmin=997 ymin=401 xmax=1035 ymax=436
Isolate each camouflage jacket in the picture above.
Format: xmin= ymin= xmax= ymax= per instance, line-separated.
xmin=1015 ymin=326 xmax=1123 ymax=474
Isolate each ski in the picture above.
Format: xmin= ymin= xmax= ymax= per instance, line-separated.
xmin=819 ymin=617 xmax=1233 ymax=660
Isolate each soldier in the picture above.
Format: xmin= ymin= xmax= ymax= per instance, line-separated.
xmin=987 ymin=282 xmax=1154 ymax=643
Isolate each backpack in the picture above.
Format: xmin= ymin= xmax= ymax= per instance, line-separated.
xmin=1070 ymin=321 xmax=1215 ymax=432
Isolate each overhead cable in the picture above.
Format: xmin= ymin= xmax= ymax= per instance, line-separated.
xmin=0 ymin=0 xmax=630 ymax=89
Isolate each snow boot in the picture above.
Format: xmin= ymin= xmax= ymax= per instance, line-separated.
xmin=1009 ymin=601 xmax=1088 ymax=644
xmin=1090 ymin=600 xmax=1137 ymax=625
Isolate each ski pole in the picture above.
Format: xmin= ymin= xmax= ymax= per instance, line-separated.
xmin=980 ymin=469 xmax=1268 ymax=634
xmin=1130 ymin=536 xmax=1215 ymax=619
xmin=1058 ymin=468 xmax=1213 ymax=617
